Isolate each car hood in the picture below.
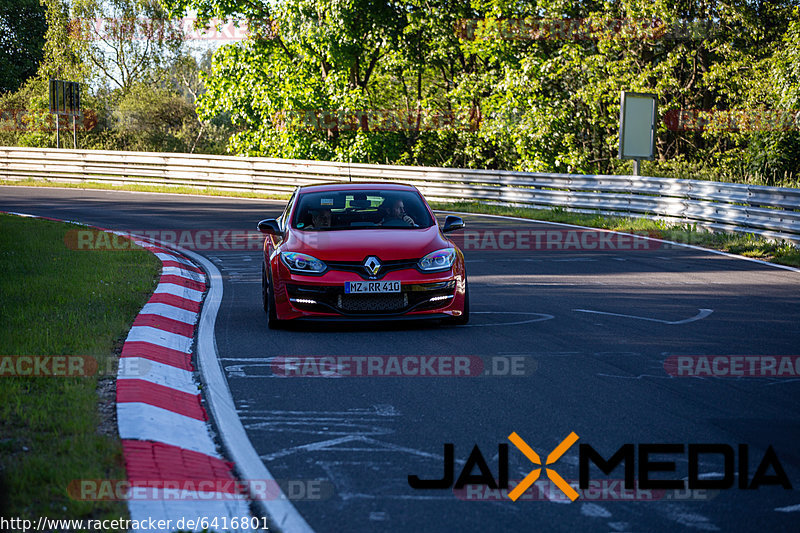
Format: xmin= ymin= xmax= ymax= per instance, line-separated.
xmin=285 ymin=226 xmax=451 ymax=261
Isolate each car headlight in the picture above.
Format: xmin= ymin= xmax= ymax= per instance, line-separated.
xmin=281 ymin=252 xmax=327 ymax=274
xmin=418 ymin=248 xmax=456 ymax=272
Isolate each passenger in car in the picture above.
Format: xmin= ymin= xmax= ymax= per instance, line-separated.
xmin=310 ymin=208 xmax=333 ymax=228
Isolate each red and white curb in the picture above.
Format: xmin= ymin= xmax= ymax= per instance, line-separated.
xmin=114 ymin=234 xmax=257 ymax=530
xmin=5 ymin=211 xmax=315 ymax=533
xmin=3 ymin=212 xmax=253 ymax=531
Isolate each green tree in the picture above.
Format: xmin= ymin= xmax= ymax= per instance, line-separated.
xmin=7 ymin=0 xmax=798 ymax=184
xmin=111 ymin=82 xmax=195 ymax=151
xmin=71 ymin=0 xmax=184 ymax=92
xmin=0 ymin=0 xmax=47 ymax=93
xmin=740 ymin=7 xmax=800 ymax=184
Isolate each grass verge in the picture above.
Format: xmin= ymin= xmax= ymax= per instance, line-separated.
xmin=0 ymin=214 xmax=161 ymax=524
xmin=2 ymin=179 xmax=798 ymax=268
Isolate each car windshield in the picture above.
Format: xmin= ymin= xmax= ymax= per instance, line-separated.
xmin=292 ymin=190 xmax=435 ymax=231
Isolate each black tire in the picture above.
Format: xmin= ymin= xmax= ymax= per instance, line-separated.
xmin=449 ymin=279 xmax=470 ymax=325
xmin=261 ymin=264 xmax=269 ymax=313
xmin=263 ymin=263 xmax=282 ymax=329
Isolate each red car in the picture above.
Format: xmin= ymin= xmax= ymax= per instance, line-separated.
xmin=257 ymin=183 xmax=468 ymax=328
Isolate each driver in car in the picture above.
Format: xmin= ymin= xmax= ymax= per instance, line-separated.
xmin=380 ymin=198 xmax=416 ymax=226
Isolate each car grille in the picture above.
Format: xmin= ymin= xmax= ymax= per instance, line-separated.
xmin=325 ymin=259 xmax=419 ymax=280
xmin=337 ymin=293 xmax=409 ymax=312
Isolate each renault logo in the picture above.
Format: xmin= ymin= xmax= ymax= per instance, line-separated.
xmin=364 ymin=256 xmax=381 ymax=276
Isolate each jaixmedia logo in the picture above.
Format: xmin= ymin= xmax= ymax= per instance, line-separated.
xmin=408 ymin=432 xmax=792 ymax=501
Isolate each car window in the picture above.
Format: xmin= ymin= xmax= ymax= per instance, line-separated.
xmin=279 ymin=189 xmax=298 ymax=232
xmin=292 ymin=190 xmax=434 ymax=230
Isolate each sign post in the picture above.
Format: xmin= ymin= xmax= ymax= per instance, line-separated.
xmin=49 ymin=79 xmax=81 ymax=149
xmin=618 ymin=91 xmax=657 ymax=175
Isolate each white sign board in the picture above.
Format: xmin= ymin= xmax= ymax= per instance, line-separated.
xmin=618 ymin=92 xmax=657 ymax=160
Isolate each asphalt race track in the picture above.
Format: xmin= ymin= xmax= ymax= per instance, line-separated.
xmin=3 ymin=186 xmax=800 ymax=532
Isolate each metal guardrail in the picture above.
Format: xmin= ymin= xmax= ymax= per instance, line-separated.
xmin=2 ymin=146 xmax=799 ymax=243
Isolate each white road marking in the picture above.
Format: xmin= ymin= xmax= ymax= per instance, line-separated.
xmin=669 ymin=510 xmax=720 ymax=531
xmin=261 ymin=435 xmax=455 ymax=463
xmin=683 ymin=472 xmax=730 ymax=480
xmin=775 ymin=504 xmax=800 ymax=512
xmin=607 ymin=522 xmax=630 ymax=531
xmin=242 ymin=413 xmax=394 ymax=437
xmin=581 ymin=503 xmax=612 ymax=518
xmin=180 ymin=248 xmax=316 ymax=533
xmin=225 ymin=363 xmax=273 ymax=378
xmin=596 ymin=373 xmax=676 ymax=380
xmin=466 ymin=311 xmax=555 ymax=327
xmin=573 ymin=308 xmax=713 ymax=325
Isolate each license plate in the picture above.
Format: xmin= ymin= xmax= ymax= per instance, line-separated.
xmin=344 ymin=280 xmax=401 ymax=294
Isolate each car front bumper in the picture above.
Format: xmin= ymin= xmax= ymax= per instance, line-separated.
xmin=271 ymin=265 xmax=467 ymax=321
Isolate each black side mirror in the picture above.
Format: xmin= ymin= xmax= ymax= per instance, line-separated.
xmin=442 ymin=215 xmax=465 ymax=233
xmin=257 ymin=218 xmax=283 ymax=236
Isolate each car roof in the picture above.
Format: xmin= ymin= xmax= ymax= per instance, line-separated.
xmin=297 ymin=182 xmax=420 ymax=194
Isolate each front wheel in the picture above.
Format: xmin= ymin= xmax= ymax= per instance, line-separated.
xmin=261 ymin=264 xmax=269 ymax=313
xmin=263 ymin=264 xmax=282 ymax=329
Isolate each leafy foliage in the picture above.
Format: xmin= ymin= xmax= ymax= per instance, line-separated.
xmin=71 ymin=0 xmax=184 ymax=92
xmin=0 ymin=0 xmax=232 ymax=154
xmin=159 ymin=0 xmax=800 ymax=185
xmin=2 ymin=0 xmax=799 ymax=184
xmin=0 ymin=0 xmax=47 ymax=93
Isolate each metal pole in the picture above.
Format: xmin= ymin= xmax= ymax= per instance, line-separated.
xmin=55 ymin=115 xmax=59 ymax=148
xmin=632 ymin=159 xmax=640 ymax=176
xmin=73 ymin=114 xmax=77 ymax=148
